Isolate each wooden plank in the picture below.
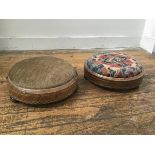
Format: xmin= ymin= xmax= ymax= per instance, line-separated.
xmin=0 ymin=48 xmax=155 ymax=134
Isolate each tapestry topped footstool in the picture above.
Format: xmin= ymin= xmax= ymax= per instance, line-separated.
xmin=7 ymin=56 xmax=78 ymax=105
xmin=84 ymin=51 xmax=144 ymax=90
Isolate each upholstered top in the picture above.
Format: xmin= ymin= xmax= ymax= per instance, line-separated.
xmin=8 ymin=56 xmax=77 ymax=89
xmin=86 ymin=51 xmax=143 ymax=78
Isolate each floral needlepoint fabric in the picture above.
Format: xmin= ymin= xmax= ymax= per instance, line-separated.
xmin=86 ymin=51 xmax=143 ymax=78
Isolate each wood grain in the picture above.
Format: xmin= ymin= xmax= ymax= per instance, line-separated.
xmin=0 ymin=48 xmax=155 ymax=134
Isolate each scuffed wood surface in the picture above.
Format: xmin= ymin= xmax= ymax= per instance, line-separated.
xmin=0 ymin=48 xmax=155 ymax=135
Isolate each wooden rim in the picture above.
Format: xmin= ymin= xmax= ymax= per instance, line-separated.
xmin=7 ymin=72 xmax=78 ymax=104
xmin=84 ymin=61 xmax=144 ymax=90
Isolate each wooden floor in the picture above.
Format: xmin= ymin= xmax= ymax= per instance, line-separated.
xmin=0 ymin=48 xmax=155 ymax=135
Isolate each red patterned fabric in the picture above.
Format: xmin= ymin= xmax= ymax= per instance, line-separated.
xmin=86 ymin=51 xmax=143 ymax=78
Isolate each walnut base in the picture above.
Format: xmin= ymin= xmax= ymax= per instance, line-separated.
xmin=7 ymin=75 xmax=78 ymax=105
xmin=84 ymin=64 xmax=144 ymax=90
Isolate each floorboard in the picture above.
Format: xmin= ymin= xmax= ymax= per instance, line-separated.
xmin=0 ymin=48 xmax=155 ymax=134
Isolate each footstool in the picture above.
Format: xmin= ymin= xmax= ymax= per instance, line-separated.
xmin=84 ymin=51 xmax=144 ymax=90
xmin=7 ymin=56 xmax=78 ymax=105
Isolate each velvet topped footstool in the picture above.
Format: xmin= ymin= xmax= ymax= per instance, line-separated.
xmin=7 ymin=56 xmax=78 ymax=105
xmin=84 ymin=51 xmax=144 ymax=90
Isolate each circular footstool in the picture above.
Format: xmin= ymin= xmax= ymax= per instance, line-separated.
xmin=84 ymin=51 xmax=144 ymax=90
xmin=7 ymin=56 xmax=78 ymax=105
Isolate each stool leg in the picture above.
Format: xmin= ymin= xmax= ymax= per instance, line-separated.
xmin=10 ymin=96 xmax=19 ymax=103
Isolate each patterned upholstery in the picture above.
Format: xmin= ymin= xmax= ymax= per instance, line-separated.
xmin=86 ymin=51 xmax=143 ymax=78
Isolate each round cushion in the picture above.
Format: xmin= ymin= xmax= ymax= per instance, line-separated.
xmin=7 ymin=56 xmax=78 ymax=104
xmin=84 ymin=51 xmax=144 ymax=90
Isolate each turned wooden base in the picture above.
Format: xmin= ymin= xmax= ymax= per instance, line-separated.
xmin=7 ymin=76 xmax=78 ymax=104
xmin=84 ymin=63 xmax=144 ymax=90
xmin=7 ymin=56 xmax=78 ymax=105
